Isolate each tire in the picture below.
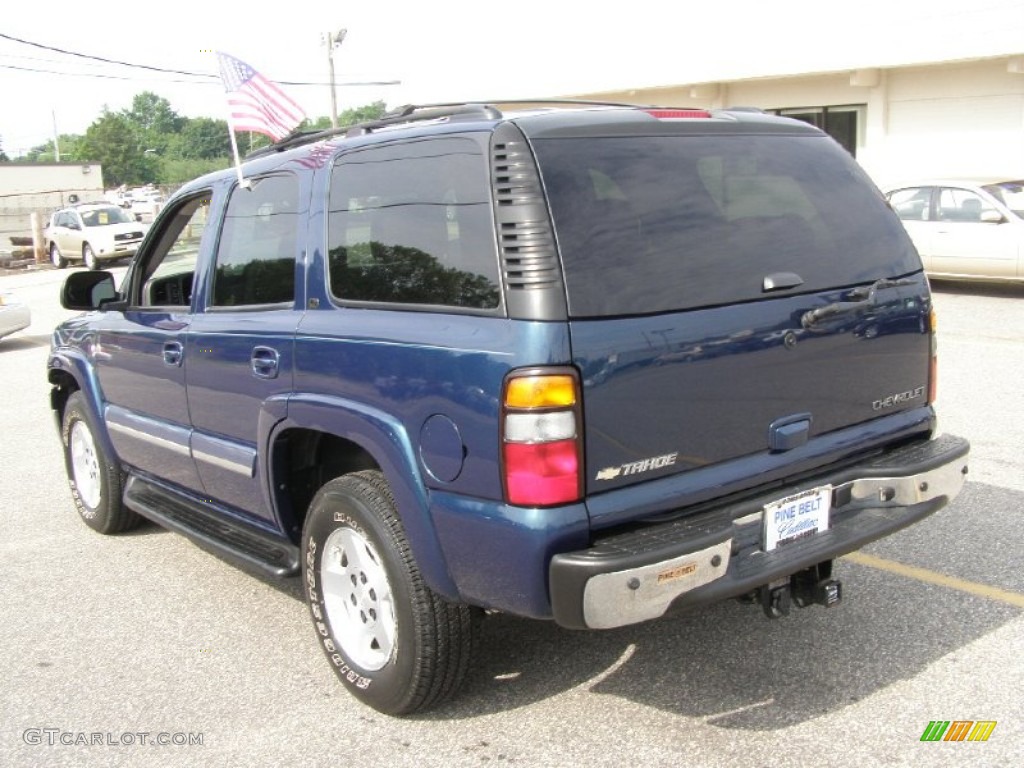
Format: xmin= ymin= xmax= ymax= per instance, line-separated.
xmin=50 ymin=243 xmax=68 ymax=269
xmin=302 ymin=470 xmax=478 ymax=715
xmin=83 ymin=243 xmax=98 ymax=270
xmin=61 ymin=391 xmax=140 ymax=534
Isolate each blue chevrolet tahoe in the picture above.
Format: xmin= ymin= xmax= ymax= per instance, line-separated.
xmin=48 ymin=102 xmax=970 ymax=714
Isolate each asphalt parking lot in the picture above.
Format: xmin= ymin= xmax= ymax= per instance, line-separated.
xmin=0 ymin=267 xmax=1021 ymax=768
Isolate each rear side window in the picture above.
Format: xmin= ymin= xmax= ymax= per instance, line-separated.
xmin=212 ymin=174 xmax=299 ymax=307
xmin=888 ymin=187 xmax=934 ymax=221
xmin=935 ymin=187 xmax=999 ymax=223
xmin=535 ymin=135 xmax=919 ymax=317
xmin=327 ymin=137 xmax=501 ymax=310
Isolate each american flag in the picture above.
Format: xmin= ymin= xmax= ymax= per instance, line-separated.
xmin=216 ymin=52 xmax=305 ymax=142
xmin=294 ymin=141 xmax=338 ymax=170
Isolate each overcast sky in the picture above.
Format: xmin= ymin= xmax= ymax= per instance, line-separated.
xmin=1 ymin=0 xmax=1022 ymax=155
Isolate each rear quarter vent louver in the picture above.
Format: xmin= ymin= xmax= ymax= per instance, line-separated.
xmin=491 ymin=123 xmax=567 ymax=320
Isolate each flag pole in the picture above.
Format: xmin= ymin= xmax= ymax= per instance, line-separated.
xmin=225 ymin=117 xmax=250 ymax=189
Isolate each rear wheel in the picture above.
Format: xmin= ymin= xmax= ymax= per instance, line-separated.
xmin=83 ymin=243 xmax=98 ymax=270
xmin=50 ymin=243 xmax=68 ymax=269
xmin=61 ymin=392 xmax=140 ymax=534
xmin=302 ymin=471 xmax=478 ymax=715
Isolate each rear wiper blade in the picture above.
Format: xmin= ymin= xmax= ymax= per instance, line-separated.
xmin=801 ymin=277 xmax=914 ymax=329
xmin=844 ymin=276 xmax=915 ymax=301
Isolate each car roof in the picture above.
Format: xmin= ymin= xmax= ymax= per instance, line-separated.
xmin=56 ymin=202 xmax=120 ymax=211
xmin=884 ymin=178 xmax=1024 ymax=190
xmin=171 ymin=101 xmax=826 ymax=201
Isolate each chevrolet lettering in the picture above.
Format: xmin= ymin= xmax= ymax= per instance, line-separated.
xmin=873 ymin=386 xmax=927 ymax=411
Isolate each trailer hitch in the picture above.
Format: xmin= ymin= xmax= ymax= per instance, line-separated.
xmin=759 ymin=561 xmax=842 ymax=619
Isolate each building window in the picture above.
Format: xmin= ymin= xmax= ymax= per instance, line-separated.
xmin=775 ymin=105 xmax=864 ymax=157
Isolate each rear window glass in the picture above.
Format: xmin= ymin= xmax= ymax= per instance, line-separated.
xmin=534 ymin=135 xmax=919 ymax=317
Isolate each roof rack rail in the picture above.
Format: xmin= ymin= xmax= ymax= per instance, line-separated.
xmin=245 ymin=98 xmax=658 ymax=160
xmin=245 ymin=103 xmax=505 ymax=159
xmin=245 ymin=126 xmax=349 ymax=160
xmin=345 ymin=103 xmax=503 ymax=136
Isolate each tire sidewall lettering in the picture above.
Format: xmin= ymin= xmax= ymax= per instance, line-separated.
xmin=304 ymin=524 xmax=380 ymax=694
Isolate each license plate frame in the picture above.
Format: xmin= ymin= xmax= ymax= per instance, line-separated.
xmin=763 ymin=485 xmax=832 ymax=552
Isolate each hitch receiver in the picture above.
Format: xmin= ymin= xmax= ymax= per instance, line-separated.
xmin=791 ymin=560 xmax=842 ymax=609
xmin=759 ymin=561 xmax=843 ymax=618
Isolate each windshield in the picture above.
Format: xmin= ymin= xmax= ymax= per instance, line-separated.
xmin=534 ymin=134 xmax=920 ymax=317
xmin=81 ymin=206 xmax=135 ymax=226
xmin=982 ymin=181 xmax=1024 ymax=219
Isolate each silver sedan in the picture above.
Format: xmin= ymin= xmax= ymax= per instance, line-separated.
xmin=0 ymin=290 xmax=31 ymax=340
xmin=884 ymin=179 xmax=1024 ymax=283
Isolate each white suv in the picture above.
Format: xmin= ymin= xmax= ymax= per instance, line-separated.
xmin=46 ymin=203 xmax=149 ymax=269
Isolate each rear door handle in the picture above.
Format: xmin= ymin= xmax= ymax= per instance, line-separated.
xmin=251 ymin=346 xmax=280 ymax=379
xmin=163 ymin=341 xmax=183 ymax=367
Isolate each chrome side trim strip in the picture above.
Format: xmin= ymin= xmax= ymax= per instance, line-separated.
xmin=106 ymin=417 xmax=191 ymax=457
xmin=190 ymin=433 xmax=256 ymax=478
xmin=192 ymin=448 xmax=254 ymax=477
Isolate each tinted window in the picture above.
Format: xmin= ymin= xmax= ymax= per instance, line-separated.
xmin=327 ymin=137 xmax=500 ymax=310
xmin=534 ymin=135 xmax=919 ymax=317
xmin=212 ymin=175 xmax=299 ymax=307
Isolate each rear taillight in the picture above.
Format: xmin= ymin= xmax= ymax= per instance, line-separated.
xmin=929 ymin=307 xmax=938 ymax=403
xmin=501 ymin=369 xmax=583 ymax=506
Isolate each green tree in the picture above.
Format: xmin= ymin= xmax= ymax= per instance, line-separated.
xmin=157 ymin=156 xmax=231 ymax=185
xmin=179 ymin=117 xmax=232 ymax=159
xmin=7 ymin=96 xmax=390 ymax=181
xmin=22 ymin=134 xmax=86 ymax=163
xmin=81 ymin=111 xmax=155 ymax=186
xmin=122 ymin=92 xmax=184 ymax=154
xmin=306 ymin=101 xmax=389 ymax=131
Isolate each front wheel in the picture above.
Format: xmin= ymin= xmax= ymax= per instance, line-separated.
xmin=50 ymin=243 xmax=68 ymax=269
xmin=61 ymin=392 xmax=140 ymax=534
xmin=83 ymin=243 xmax=98 ymax=270
xmin=302 ymin=471 xmax=478 ymax=715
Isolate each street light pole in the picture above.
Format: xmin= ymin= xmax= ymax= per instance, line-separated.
xmin=325 ymin=29 xmax=348 ymax=129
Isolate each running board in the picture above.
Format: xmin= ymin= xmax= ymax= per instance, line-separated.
xmin=123 ymin=475 xmax=300 ymax=578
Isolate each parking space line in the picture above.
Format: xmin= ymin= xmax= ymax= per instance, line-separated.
xmin=843 ymin=551 xmax=1024 ymax=609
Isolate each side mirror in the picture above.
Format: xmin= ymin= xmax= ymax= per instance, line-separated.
xmin=980 ymin=210 xmax=1005 ymax=224
xmin=61 ymin=271 xmax=118 ymax=311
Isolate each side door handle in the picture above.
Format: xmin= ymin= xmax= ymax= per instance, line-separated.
xmin=163 ymin=341 xmax=183 ymax=367
xmin=251 ymin=346 xmax=280 ymax=379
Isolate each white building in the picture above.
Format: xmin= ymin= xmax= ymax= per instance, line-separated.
xmin=569 ymin=5 xmax=1024 ymax=190
xmin=0 ymin=163 xmax=103 ymax=247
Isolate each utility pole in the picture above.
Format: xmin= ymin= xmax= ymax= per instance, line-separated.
xmin=52 ymin=110 xmax=60 ymax=162
xmin=324 ymin=29 xmax=348 ymax=129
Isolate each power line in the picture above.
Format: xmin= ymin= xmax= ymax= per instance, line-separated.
xmin=0 ymin=63 xmax=208 ymax=83
xmin=0 ymin=31 xmax=216 ymax=78
xmin=0 ymin=32 xmax=399 ymax=87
